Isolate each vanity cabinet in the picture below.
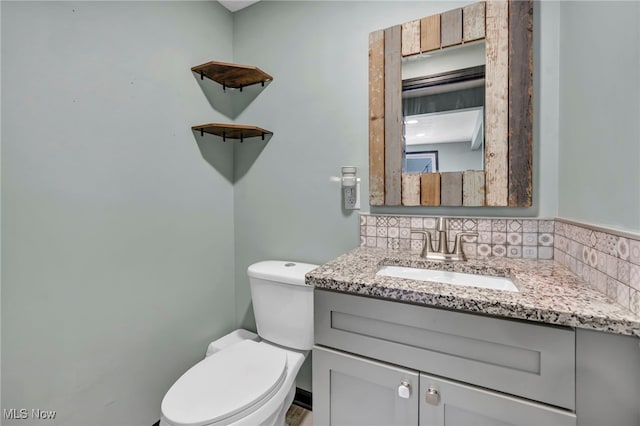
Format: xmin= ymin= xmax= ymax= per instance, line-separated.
xmin=313 ymin=289 xmax=578 ymax=426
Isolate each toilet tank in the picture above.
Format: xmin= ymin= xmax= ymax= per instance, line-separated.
xmin=247 ymin=261 xmax=318 ymax=350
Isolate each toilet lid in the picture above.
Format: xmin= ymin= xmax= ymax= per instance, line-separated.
xmin=161 ymin=340 xmax=288 ymax=426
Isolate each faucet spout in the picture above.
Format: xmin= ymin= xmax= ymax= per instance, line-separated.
xmin=413 ymin=217 xmax=478 ymax=262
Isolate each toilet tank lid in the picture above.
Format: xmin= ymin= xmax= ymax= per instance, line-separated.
xmin=248 ymin=261 xmax=318 ymax=286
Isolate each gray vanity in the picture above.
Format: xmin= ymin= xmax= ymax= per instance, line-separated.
xmin=307 ymin=248 xmax=640 ymax=426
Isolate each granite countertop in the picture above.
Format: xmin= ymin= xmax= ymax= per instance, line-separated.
xmin=306 ymin=247 xmax=640 ymax=337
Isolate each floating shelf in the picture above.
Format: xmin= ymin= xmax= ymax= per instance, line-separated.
xmin=191 ymin=61 xmax=273 ymax=90
xmin=193 ymin=123 xmax=272 ymax=141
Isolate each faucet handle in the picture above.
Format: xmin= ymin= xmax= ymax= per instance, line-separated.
xmin=411 ymin=230 xmax=434 ymax=257
xmin=453 ymin=232 xmax=479 ymax=260
xmin=436 ymin=217 xmax=447 ymax=232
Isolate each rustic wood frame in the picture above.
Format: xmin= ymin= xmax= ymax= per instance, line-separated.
xmin=369 ymin=0 xmax=533 ymax=207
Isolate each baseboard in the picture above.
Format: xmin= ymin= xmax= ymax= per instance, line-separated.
xmin=293 ymin=387 xmax=312 ymax=411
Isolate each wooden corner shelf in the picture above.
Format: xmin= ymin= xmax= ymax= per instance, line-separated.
xmin=191 ymin=61 xmax=273 ymax=89
xmin=192 ymin=123 xmax=272 ymax=141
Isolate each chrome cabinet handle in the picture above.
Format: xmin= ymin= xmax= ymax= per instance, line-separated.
xmin=398 ymin=381 xmax=411 ymax=399
xmin=425 ymin=386 xmax=440 ymax=405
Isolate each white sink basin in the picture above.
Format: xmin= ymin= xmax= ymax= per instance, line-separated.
xmin=376 ymin=265 xmax=519 ymax=292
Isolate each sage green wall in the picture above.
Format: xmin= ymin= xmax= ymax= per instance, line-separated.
xmin=230 ymin=1 xmax=561 ymax=391
xmin=558 ymin=1 xmax=640 ymax=234
xmin=1 ymin=2 xmax=235 ymax=424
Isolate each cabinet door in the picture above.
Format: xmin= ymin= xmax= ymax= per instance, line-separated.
xmin=419 ymin=373 xmax=576 ymax=426
xmin=313 ymin=345 xmax=419 ymax=426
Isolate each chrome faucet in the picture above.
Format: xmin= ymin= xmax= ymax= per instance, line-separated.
xmin=412 ymin=217 xmax=478 ymax=261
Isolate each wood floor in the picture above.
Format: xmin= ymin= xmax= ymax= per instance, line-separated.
xmin=285 ymin=404 xmax=313 ymax=426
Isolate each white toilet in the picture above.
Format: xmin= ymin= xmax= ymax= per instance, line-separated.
xmin=160 ymin=260 xmax=318 ymax=426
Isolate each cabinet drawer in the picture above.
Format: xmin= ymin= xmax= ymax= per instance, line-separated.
xmin=315 ymin=290 xmax=576 ymax=410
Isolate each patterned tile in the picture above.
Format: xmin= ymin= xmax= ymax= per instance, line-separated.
xmin=360 ymin=236 xmax=366 ymax=247
xmin=388 ymin=217 xmax=398 ymax=227
xmin=387 ymin=238 xmax=400 ymax=250
xmin=630 ymin=290 xmax=640 ymax=315
xmin=376 ymin=217 xmax=389 ymax=227
xmin=596 ymin=251 xmax=607 ymax=273
xmin=538 ymin=247 xmax=554 ymax=260
xmin=539 ymin=220 xmax=554 ymax=233
xmin=492 ymin=245 xmax=507 ymax=257
xmin=581 ymin=246 xmax=590 ymax=264
xmin=399 ymin=228 xmax=411 ymax=239
xmin=523 ymin=233 xmax=538 ymax=247
xmin=366 ymin=237 xmax=376 ymax=247
xmin=630 ymin=264 xmax=640 ymax=291
xmin=366 ymin=226 xmax=377 ymax=237
xmin=388 ymin=227 xmax=399 ymax=238
xmin=360 ymin=215 xmax=367 ymax=225
xmin=377 ymin=227 xmax=387 ymax=237
xmin=399 ymin=217 xmax=411 ymax=228
xmin=554 ymin=249 xmax=564 ymax=263
xmin=629 ymin=239 xmax=640 ymax=265
xmin=606 ymin=277 xmax=618 ymax=300
xmin=616 ymin=284 xmax=630 ymax=309
xmin=423 ymin=217 xmax=437 ymax=229
xmin=588 ymin=249 xmax=598 ymax=268
xmin=606 ymin=254 xmax=618 ymax=278
xmin=595 ymin=232 xmax=618 ymax=256
xmin=376 ymin=237 xmax=387 ymax=248
xmin=449 ymin=218 xmax=463 ymax=230
xmin=492 ymin=232 xmax=507 ymax=245
xmin=507 ymin=246 xmax=522 ymax=258
xmin=523 ymin=246 xmax=538 ymax=259
xmin=617 ymin=237 xmax=630 ymax=260
xmin=618 ymin=261 xmax=631 ymax=285
xmin=399 ymin=239 xmax=411 ymax=251
xmin=410 ymin=239 xmax=424 ymax=252
xmin=463 ymin=219 xmax=478 ymax=231
xmin=492 ymin=219 xmax=507 ymax=232
xmin=411 ymin=217 xmax=423 ymax=229
xmin=366 ymin=215 xmax=376 ymax=226
xmin=538 ymin=233 xmax=554 ymax=247
xmin=507 ymin=219 xmax=523 ymax=232
xmin=477 ymin=219 xmax=492 ymax=232
xmin=478 ymin=231 xmax=492 ymax=244
xmin=507 ymin=232 xmax=523 ymax=246
xmin=477 ymin=244 xmax=491 ymax=257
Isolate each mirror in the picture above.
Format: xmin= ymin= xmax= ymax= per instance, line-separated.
xmin=402 ymin=41 xmax=486 ymax=174
xmin=369 ymin=0 xmax=533 ymax=208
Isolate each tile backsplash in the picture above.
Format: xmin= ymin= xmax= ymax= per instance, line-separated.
xmin=359 ymin=213 xmax=640 ymax=315
xmin=359 ymin=214 xmax=555 ymax=260
xmin=554 ymin=219 xmax=640 ymax=315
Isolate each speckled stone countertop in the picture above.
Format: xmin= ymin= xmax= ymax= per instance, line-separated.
xmin=306 ymin=247 xmax=640 ymax=337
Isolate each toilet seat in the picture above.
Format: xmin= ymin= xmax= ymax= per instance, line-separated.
xmin=161 ymin=340 xmax=288 ymax=426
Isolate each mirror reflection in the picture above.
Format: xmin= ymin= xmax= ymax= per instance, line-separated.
xmin=402 ymin=41 xmax=486 ymax=173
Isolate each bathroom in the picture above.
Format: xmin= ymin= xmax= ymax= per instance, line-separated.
xmin=1 ymin=0 xmax=639 ymax=425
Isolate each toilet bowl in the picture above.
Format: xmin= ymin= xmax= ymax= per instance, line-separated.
xmin=160 ymin=261 xmax=318 ymax=426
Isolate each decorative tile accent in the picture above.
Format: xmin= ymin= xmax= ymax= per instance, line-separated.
xmin=553 ymin=218 xmax=640 ymax=313
xmin=492 ymin=219 xmax=507 ymax=232
xmin=376 ymin=217 xmax=389 ymax=227
xmin=630 ymin=290 xmax=640 ymax=315
xmin=359 ymin=215 xmax=566 ymax=261
xmin=539 ymin=220 xmax=554 ymax=233
xmin=631 ymin=264 xmax=640 ymax=291
xmin=630 ymin=239 xmax=640 ymax=265
xmin=463 ymin=219 xmax=478 ymax=231
xmin=617 ymin=237 xmax=630 ymax=260
xmin=507 ymin=232 xmax=522 ymax=246
xmin=507 ymin=246 xmax=522 ymax=258
xmin=507 ymin=219 xmax=522 ymax=232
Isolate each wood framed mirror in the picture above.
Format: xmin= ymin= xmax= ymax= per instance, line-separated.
xmin=369 ymin=0 xmax=533 ymax=207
